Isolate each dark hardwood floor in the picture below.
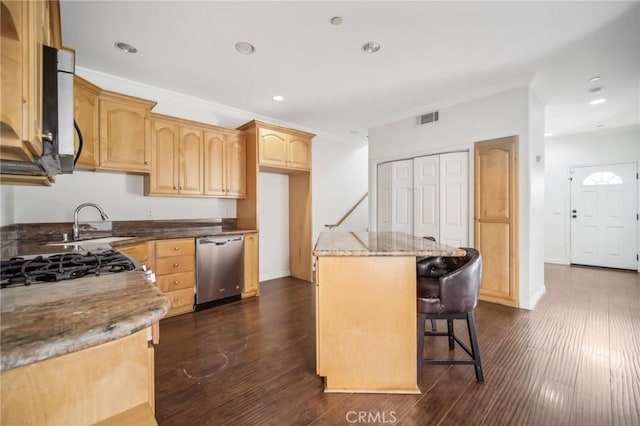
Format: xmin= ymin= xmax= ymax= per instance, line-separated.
xmin=155 ymin=264 xmax=640 ymax=425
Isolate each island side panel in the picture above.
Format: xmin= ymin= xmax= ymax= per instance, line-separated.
xmin=0 ymin=329 xmax=153 ymax=425
xmin=316 ymin=255 xmax=419 ymax=394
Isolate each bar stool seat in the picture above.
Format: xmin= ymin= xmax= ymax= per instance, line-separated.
xmin=416 ymin=247 xmax=484 ymax=383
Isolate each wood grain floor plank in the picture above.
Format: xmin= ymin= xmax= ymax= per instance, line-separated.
xmin=153 ymin=266 xmax=639 ymax=426
xmin=524 ymin=377 xmax=574 ymax=426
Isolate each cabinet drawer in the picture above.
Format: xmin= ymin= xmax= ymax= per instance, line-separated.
xmin=155 ymin=255 xmax=194 ymax=275
xmin=157 ymin=271 xmax=194 ymax=293
xmin=156 ymin=239 xmax=195 ymax=257
xmin=166 ymin=288 xmax=194 ymax=310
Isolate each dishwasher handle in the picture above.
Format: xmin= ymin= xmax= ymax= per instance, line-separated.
xmin=198 ymin=236 xmax=243 ymax=245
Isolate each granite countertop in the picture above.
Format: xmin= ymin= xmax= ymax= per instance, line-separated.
xmin=1 ymin=227 xmax=258 ymax=258
xmin=0 ymin=271 xmax=170 ymax=371
xmin=313 ymin=231 xmax=466 ymax=257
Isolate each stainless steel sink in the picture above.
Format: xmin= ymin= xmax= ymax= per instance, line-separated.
xmin=45 ymin=236 xmax=135 ymax=247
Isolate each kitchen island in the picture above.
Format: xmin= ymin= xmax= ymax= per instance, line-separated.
xmin=0 ymin=271 xmax=170 ymax=425
xmin=313 ymin=231 xmax=465 ymax=394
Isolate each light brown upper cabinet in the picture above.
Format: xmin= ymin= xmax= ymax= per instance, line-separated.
xmin=474 ymin=136 xmax=519 ymax=308
xmin=204 ymin=129 xmax=246 ymax=198
xmin=98 ymin=91 xmax=156 ymax=173
xmin=0 ymin=0 xmax=54 ymax=163
xmin=73 ymin=76 xmax=101 ymax=169
xmin=179 ymin=126 xmax=204 ymax=195
xmin=145 ymin=114 xmax=204 ymax=196
xmin=237 ymin=119 xmax=314 ymax=284
xmin=257 ymin=125 xmax=312 ymax=171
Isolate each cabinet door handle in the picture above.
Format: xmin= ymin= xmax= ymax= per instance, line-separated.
xmin=173 ymin=297 xmax=179 ymax=302
xmin=173 ymin=263 xmax=179 ymax=267
xmin=145 ymin=161 xmax=150 ymax=165
xmin=179 ymin=186 xmax=183 ymax=190
xmin=174 ymin=280 xmax=179 ymax=285
xmin=174 ymin=246 xmax=180 ymax=251
xmin=173 ymin=186 xmax=178 ymax=190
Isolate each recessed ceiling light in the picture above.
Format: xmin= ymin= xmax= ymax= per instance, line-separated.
xmin=361 ymin=41 xmax=381 ymax=53
xmin=596 ymin=124 xmax=605 ymax=128
xmin=272 ymin=95 xmax=284 ymax=102
xmin=114 ymin=42 xmax=137 ymax=53
xmin=330 ymin=16 xmax=342 ymax=25
xmin=589 ymin=76 xmax=601 ymax=82
xmin=589 ymin=98 xmax=607 ymax=105
xmin=544 ymin=132 xmax=553 ymax=137
xmin=350 ymin=130 xmax=359 ymax=134
xmin=588 ymin=87 xmax=603 ymax=95
xmin=235 ymin=41 xmax=255 ymax=55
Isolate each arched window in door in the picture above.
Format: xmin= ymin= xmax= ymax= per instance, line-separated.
xmin=582 ymin=171 xmax=624 ymax=186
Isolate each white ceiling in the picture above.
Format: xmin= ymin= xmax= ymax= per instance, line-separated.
xmin=60 ymin=1 xmax=640 ymax=144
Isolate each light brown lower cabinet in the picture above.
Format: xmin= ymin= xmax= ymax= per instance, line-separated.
xmin=242 ymin=232 xmax=259 ymax=297
xmin=153 ymin=238 xmax=195 ymax=317
xmin=0 ymin=329 xmax=158 ymax=425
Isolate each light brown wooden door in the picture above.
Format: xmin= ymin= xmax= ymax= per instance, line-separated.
xmin=148 ymin=119 xmax=179 ymax=195
xmin=178 ymin=126 xmax=203 ymax=195
xmin=226 ymin=133 xmax=246 ymax=198
xmin=474 ymin=136 xmax=519 ymax=307
xmin=203 ymin=129 xmax=226 ymax=196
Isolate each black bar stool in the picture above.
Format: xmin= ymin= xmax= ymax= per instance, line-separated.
xmin=416 ymin=247 xmax=484 ymax=383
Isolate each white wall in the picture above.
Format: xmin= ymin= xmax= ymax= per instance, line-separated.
xmin=10 ymin=171 xmax=233 ymax=222
xmin=258 ymin=172 xmax=290 ymax=281
xmin=526 ymin=87 xmax=546 ymax=307
xmin=544 ymin=126 xmax=640 ymax=267
xmin=3 ymin=68 xmax=369 ymax=281
xmin=368 ymin=85 xmax=546 ymax=310
xmin=0 ymin=186 xmax=14 ymax=226
xmin=312 ymin=140 xmax=369 ymax=243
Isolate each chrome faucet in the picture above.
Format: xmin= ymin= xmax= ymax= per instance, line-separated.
xmin=72 ymin=203 xmax=110 ymax=240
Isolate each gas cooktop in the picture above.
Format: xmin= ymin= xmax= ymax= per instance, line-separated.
xmin=0 ymin=250 xmax=137 ymax=289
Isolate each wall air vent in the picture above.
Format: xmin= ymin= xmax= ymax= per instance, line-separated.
xmin=415 ymin=111 xmax=439 ymax=126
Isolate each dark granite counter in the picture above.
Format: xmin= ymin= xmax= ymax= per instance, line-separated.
xmin=0 ymin=271 xmax=170 ymax=371
xmin=0 ymin=219 xmax=257 ymax=258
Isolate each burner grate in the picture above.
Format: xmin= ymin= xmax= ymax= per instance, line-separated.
xmin=0 ymin=250 xmax=136 ymax=289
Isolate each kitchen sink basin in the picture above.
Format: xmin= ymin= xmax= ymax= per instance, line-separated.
xmin=45 ymin=236 xmax=135 ymax=246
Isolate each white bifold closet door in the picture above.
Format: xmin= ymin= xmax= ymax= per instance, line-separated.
xmin=377 ymin=160 xmax=414 ymax=234
xmin=378 ymin=152 xmax=468 ymax=247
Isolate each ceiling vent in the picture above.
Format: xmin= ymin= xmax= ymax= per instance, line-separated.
xmin=416 ymin=111 xmax=439 ymax=126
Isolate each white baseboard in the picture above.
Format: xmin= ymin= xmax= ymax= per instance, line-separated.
xmin=259 ymin=269 xmax=291 ymax=282
xmin=520 ymin=285 xmax=547 ymax=310
xmin=544 ymin=257 xmax=569 ymax=265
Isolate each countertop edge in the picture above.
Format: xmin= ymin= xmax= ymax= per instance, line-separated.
xmin=313 ymin=248 xmax=466 ymax=257
xmin=0 ymin=276 xmax=171 ymax=372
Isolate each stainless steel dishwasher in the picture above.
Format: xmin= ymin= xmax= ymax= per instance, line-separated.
xmin=196 ymin=235 xmax=244 ymax=305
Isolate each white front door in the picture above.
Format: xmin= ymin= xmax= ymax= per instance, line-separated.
xmin=570 ymin=163 xmax=638 ymax=270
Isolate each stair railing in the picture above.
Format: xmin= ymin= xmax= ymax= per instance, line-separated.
xmin=324 ymin=192 xmax=368 ymax=229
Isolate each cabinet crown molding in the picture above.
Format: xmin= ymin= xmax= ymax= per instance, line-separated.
xmin=237 ymin=119 xmax=316 ymax=139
